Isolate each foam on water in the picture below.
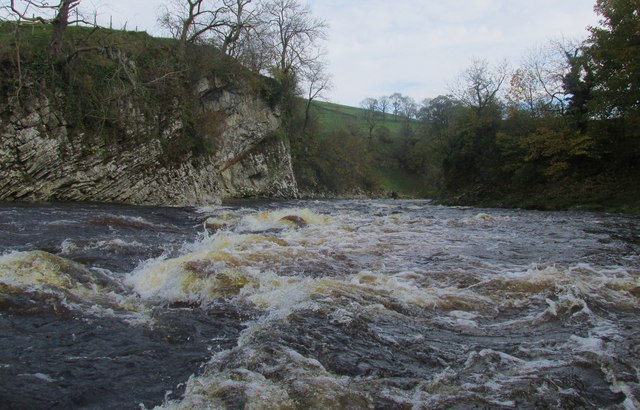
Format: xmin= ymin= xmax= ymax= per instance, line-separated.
xmin=125 ymin=208 xmax=333 ymax=306
xmin=146 ymin=203 xmax=640 ymax=409
xmin=61 ymin=238 xmax=146 ymax=254
xmin=234 ymin=207 xmax=331 ymax=233
xmin=3 ymin=201 xmax=639 ymax=408
xmin=0 ymin=250 xmax=143 ymax=318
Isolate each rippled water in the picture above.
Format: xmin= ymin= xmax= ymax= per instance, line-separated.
xmin=1 ymin=200 xmax=639 ymax=409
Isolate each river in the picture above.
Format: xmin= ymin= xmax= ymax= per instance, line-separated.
xmin=0 ymin=200 xmax=639 ymax=409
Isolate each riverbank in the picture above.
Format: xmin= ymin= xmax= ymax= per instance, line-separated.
xmin=437 ymin=171 xmax=640 ymax=215
xmin=0 ymin=24 xmax=298 ymax=206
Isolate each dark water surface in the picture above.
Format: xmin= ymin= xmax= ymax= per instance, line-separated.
xmin=1 ymin=200 xmax=639 ymax=409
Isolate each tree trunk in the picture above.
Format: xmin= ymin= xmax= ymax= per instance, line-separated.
xmin=49 ymin=0 xmax=76 ymax=57
xmin=302 ymin=99 xmax=312 ymax=132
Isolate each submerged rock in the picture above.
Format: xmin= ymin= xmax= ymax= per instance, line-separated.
xmin=204 ymin=221 xmax=230 ymax=232
xmin=279 ymin=215 xmax=308 ymax=228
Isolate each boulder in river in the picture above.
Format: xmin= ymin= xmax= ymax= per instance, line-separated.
xmin=279 ymin=215 xmax=308 ymax=228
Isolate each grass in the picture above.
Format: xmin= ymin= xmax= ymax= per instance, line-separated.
xmin=0 ymin=21 xmax=157 ymax=48
xmin=311 ymin=100 xmax=406 ymax=134
xmin=305 ymin=100 xmax=432 ymax=198
xmin=1 ymin=21 xmax=274 ymax=165
xmin=371 ymin=166 xmax=432 ymax=197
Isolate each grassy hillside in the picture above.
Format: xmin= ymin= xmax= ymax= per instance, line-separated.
xmin=311 ymin=100 xmax=404 ymax=134
xmin=301 ymin=100 xmax=432 ymax=197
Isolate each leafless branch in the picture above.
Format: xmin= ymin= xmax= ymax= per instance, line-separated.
xmin=144 ymin=69 xmax=188 ymax=85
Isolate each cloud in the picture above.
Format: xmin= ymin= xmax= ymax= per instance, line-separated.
xmin=79 ymin=0 xmax=598 ymax=106
xmin=310 ymin=0 xmax=598 ymax=105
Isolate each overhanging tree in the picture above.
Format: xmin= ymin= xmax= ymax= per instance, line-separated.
xmin=259 ymin=0 xmax=327 ymax=75
xmin=214 ymin=0 xmax=257 ymax=56
xmin=159 ymin=0 xmax=255 ymax=57
xmin=360 ymin=97 xmax=381 ymax=147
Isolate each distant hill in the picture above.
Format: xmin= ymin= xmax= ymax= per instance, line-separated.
xmin=311 ymin=100 xmax=404 ymax=134
xmin=305 ymin=100 xmax=432 ymax=198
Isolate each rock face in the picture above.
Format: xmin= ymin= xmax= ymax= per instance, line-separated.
xmin=0 ymin=77 xmax=297 ymax=206
xmin=219 ymin=137 xmax=298 ymax=199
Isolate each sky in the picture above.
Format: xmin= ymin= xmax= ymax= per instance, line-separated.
xmin=62 ymin=0 xmax=599 ymax=106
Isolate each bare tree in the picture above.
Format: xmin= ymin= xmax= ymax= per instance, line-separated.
xmin=451 ymin=59 xmax=509 ymax=116
xmin=259 ymin=0 xmax=327 ymax=75
xmin=6 ymin=0 xmax=82 ymax=57
xmin=522 ymin=39 xmax=582 ymax=116
xmin=399 ymin=95 xmax=418 ymax=119
xmin=505 ymin=66 xmax=539 ymax=113
xmin=50 ymin=0 xmax=80 ymax=56
xmin=158 ymin=0 xmax=237 ymax=56
xmin=211 ymin=0 xmax=258 ymax=55
xmin=302 ymin=59 xmax=331 ymax=132
xmin=230 ymin=23 xmax=272 ymax=71
xmin=502 ymin=39 xmax=583 ymax=118
xmin=389 ymin=92 xmax=403 ymax=119
xmin=378 ymin=95 xmax=390 ymax=116
xmin=360 ymin=97 xmax=381 ymax=147
xmin=396 ymin=95 xmax=416 ymax=142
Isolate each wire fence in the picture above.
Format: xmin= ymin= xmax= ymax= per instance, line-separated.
xmin=1 ymin=9 xmax=142 ymax=33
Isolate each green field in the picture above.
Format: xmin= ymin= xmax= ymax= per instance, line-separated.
xmin=311 ymin=100 xmax=405 ymax=134
xmin=371 ymin=167 xmax=432 ymax=197
xmin=308 ymin=100 xmax=431 ymax=198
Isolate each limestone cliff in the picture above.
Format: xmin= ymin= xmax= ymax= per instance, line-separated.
xmin=0 ymin=74 xmax=298 ymax=206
